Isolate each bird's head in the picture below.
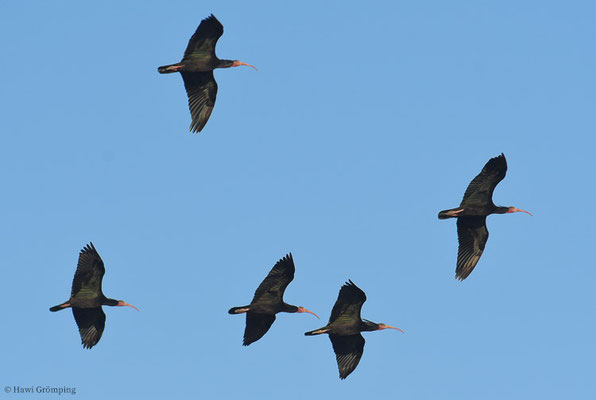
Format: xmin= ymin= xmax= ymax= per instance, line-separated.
xmin=116 ymin=300 xmax=140 ymax=311
xmin=227 ymin=60 xmax=258 ymax=70
xmin=376 ymin=323 xmax=404 ymax=333
xmin=506 ymin=207 xmax=533 ymax=216
xmin=296 ymin=306 xmax=320 ymax=319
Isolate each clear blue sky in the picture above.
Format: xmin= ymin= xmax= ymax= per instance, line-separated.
xmin=1 ymin=1 xmax=594 ymax=399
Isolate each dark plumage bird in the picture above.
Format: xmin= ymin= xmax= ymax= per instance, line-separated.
xmin=438 ymin=153 xmax=532 ymax=280
xmin=158 ymin=14 xmax=256 ymax=133
xmin=50 ymin=243 xmax=138 ymax=349
xmin=305 ymin=280 xmax=403 ymax=379
xmin=228 ymin=253 xmax=319 ymax=346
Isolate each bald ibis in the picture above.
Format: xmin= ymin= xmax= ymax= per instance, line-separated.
xmin=438 ymin=153 xmax=532 ymax=280
xmin=50 ymin=243 xmax=138 ymax=349
xmin=158 ymin=14 xmax=256 ymax=133
xmin=305 ymin=280 xmax=403 ymax=379
xmin=228 ymin=253 xmax=319 ymax=346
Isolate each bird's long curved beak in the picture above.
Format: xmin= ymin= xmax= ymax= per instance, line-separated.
xmin=298 ymin=307 xmax=320 ymax=319
xmin=118 ymin=301 xmax=140 ymax=312
xmin=232 ymin=60 xmax=258 ymax=70
xmin=382 ymin=324 xmax=405 ymax=333
xmin=511 ymin=207 xmax=533 ymax=216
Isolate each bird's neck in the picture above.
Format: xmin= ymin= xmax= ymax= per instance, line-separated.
xmin=217 ymin=59 xmax=235 ymax=68
xmin=361 ymin=320 xmax=379 ymax=331
xmin=494 ymin=206 xmax=512 ymax=214
xmin=103 ymin=298 xmax=119 ymax=306
xmin=282 ymin=304 xmax=299 ymax=313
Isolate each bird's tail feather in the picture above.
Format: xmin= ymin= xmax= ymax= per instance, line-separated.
xmin=228 ymin=306 xmax=250 ymax=314
xmin=438 ymin=208 xmax=463 ymax=219
xmin=157 ymin=64 xmax=181 ymax=74
xmin=49 ymin=302 xmax=70 ymax=312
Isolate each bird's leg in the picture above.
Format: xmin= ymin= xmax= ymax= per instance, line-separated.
xmin=228 ymin=307 xmax=251 ymax=314
xmin=446 ymin=209 xmax=464 ymax=217
xmin=307 ymin=328 xmax=330 ymax=335
xmin=166 ymin=65 xmax=184 ymax=72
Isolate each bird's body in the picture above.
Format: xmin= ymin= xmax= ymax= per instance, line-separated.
xmin=49 ymin=243 xmax=138 ymax=349
xmin=438 ymin=153 xmax=532 ymax=280
xmin=158 ymin=14 xmax=256 ymax=133
xmin=228 ymin=253 xmax=318 ymax=346
xmin=305 ymin=280 xmax=403 ymax=379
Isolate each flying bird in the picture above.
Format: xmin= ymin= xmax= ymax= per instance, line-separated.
xmin=305 ymin=280 xmax=403 ymax=379
xmin=50 ymin=243 xmax=138 ymax=349
xmin=438 ymin=153 xmax=532 ymax=280
xmin=158 ymin=14 xmax=256 ymax=133
xmin=228 ymin=253 xmax=319 ymax=346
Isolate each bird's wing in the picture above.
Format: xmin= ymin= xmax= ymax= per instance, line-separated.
xmin=72 ymin=307 xmax=106 ymax=349
xmin=329 ymin=334 xmax=365 ymax=379
xmin=70 ymin=243 xmax=105 ymax=298
xmin=181 ymin=71 xmax=218 ymax=133
xmin=456 ymin=216 xmax=489 ymax=280
xmin=251 ymin=253 xmax=295 ymax=304
xmin=460 ymin=153 xmax=507 ymax=207
xmin=183 ymin=14 xmax=224 ymax=59
xmin=329 ymin=280 xmax=367 ymax=324
xmin=243 ymin=312 xmax=276 ymax=346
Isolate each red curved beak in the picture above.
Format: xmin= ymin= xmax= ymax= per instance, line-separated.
xmin=511 ymin=207 xmax=533 ymax=216
xmin=117 ymin=301 xmax=140 ymax=311
xmin=298 ymin=307 xmax=320 ymax=319
xmin=380 ymin=324 xmax=405 ymax=333
xmin=232 ymin=60 xmax=258 ymax=70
